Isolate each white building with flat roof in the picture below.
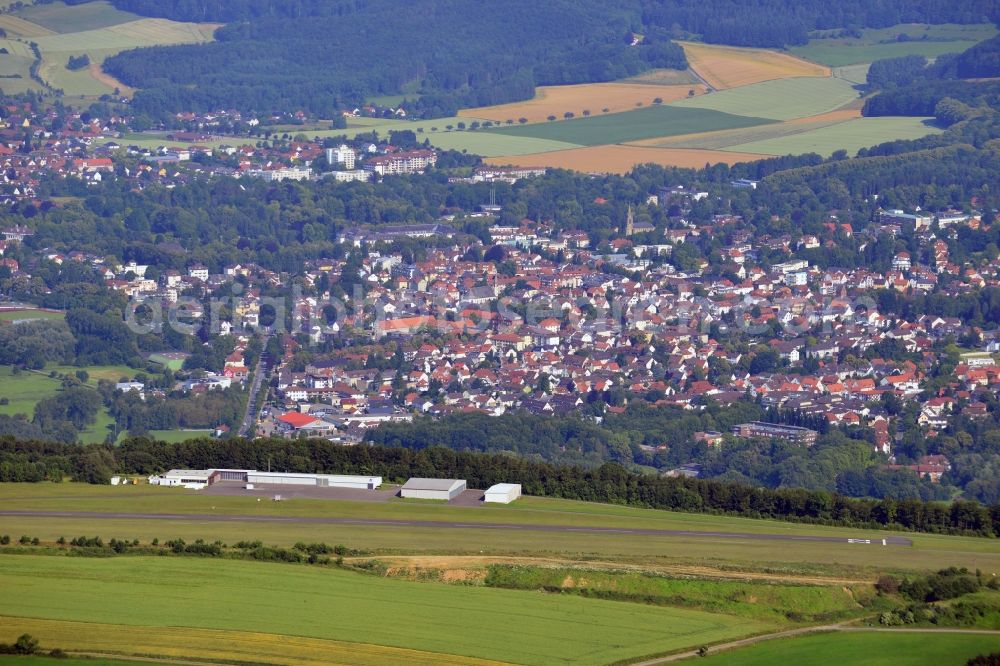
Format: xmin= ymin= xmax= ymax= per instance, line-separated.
xmin=400 ymin=477 xmax=466 ymax=500
xmin=484 ymin=483 xmax=521 ymax=504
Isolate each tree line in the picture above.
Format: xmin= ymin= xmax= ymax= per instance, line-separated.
xmin=1 ymin=435 xmax=997 ymax=536
xmin=102 ymin=0 xmax=685 ymax=119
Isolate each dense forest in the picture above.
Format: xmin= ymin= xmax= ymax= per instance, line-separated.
xmin=1 ymin=436 xmax=996 ymax=537
xmin=863 ymin=33 xmax=1000 ymax=118
xmin=102 ymin=0 xmax=685 ymax=119
xmin=95 ymin=0 xmax=998 ymax=117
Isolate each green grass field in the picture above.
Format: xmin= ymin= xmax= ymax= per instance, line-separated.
xmin=697 ymin=630 xmax=1000 ymax=665
xmin=485 ymin=106 xmax=775 ymax=146
xmin=2 ymin=483 xmax=999 ymax=575
xmin=0 ymin=310 xmax=64 ymax=323
xmin=723 ymin=116 xmax=942 ymax=156
xmin=0 ymin=555 xmax=766 ymax=665
xmin=146 ymin=429 xmax=213 ymax=443
xmin=635 ymin=115 xmax=851 ymax=150
xmin=0 ymin=656 xmax=149 ymax=666
xmin=14 ymin=1 xmax=138 ymax=33
xmin=0 ymin=364 xmax=136 ymax=442
xmin=671 ymin=76 xmax=860 ymax=121
xmin=791 ymin=23 xmax=999 ymax=67
xmin=0 ymin=39 xmax=39 ymax=95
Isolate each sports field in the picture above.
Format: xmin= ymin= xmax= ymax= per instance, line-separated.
xmin=2 ymin=483 xmax=999 ymax=574
xmin=485 ymin=105 xmax=774 ymax=145
xmin=696 ymin=630 xmax=1000 ymax=666
xmin=0 ymin=555 xmax=766 ymax=665
xmin=458 ymin=81 xmax=706 ymax=124
xmin=484 ymin=145 xmax=765 ymax=173
xmin=680 ymin=41 xmax=830 ymax=89
xmin=0 ymin=309 xmax=64 ymax=323
xmin=671 ymin=76 xmax=859 ymax=122
xmin=791 ymin=22 xmax=999 ymax=67
xmin=723 ymin=116 xmax=943 ymax=156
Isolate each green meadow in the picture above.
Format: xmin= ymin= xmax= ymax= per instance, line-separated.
xmin=0 ymin=555 xmax=765 ymax=666
xmin=724 ymin=116 xmax=942 ymax=156
xmin=485 ymin=105 xmax=775 ymax=145
xmin=672 ymin=76 xmax=860 ymax=121
xmin=791 ymin=22 xmax=999 ymax=67
xmin=696 ymin=630 xmax=1000 ymax=666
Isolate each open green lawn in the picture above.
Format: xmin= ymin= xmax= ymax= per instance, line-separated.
xmin=791 ymin=22 xmax=999 ymax=67
xmin=2 ymin=483 xmax=999 ymax=575
xmin=723 ymin=116 xmax=942 ymax=156
xmin=0 ymin=364 xmax=135 ymax=440
xmin=146 ymin=429 xmax=212 ymax=443
xmin=0 ymin=310 xmax=64 ymax=323
xmin=0 ymin=656 xmax=149 ymax=666
xmin=695 ymin=630 xmax=1000 ymax=666
xmin=14 ymin=1 xmax=138 ymax=33
xmin=485 ymin=105 xmax=774 ymax=145
xmin=0 ymin=555 xmax=766 ymax=666
xmin=416 ymin=130 xmax=581 ymax=156
xmin=671 ymin=76 xmax=860 ymax=121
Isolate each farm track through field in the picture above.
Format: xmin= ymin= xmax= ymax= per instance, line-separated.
xmin=0 ymin=509 xmax=913 ymax=546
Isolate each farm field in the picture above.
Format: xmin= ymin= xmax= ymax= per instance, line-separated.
xmin=458 ymin=81 xmax=706 ymax=124
xmin=679 ymin=41 xmax=830 ymax=89
xmin=0 ymin=658 xmax=149 ymax=666
xmin=695 ymin=630 xmax=1000 ymax=666
xmin=13 ymin=1 xmax=138 ymax=32
xmin=409 ymin=131 xmax=581 ymax=157
xmin=722 ymin=116 xmax=943 ymax=156
xmin=0 ymin=555 xmax=766 ymax=665
xmin=629 ymin=109 xmax=862 ymax=150
xmin=790 ymin=22 xmax=999 ymax=67
xmin=671 ymin=76 xmax=860 ymax=122
xmin=484 ymin=145 xmax=765 ymax=173
xmin=0 ymin=38 xmax=40 ymax=95
xmin=0 ymin=1 xmax=219 ymax=97
xmin=485 ymin=105 xmax=775 ymax=145
xmin=2 ymin=483 xmax=1000 ymax=574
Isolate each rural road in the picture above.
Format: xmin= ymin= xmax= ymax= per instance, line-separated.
xmin=0 ymin=510 xmax=912 ymax=546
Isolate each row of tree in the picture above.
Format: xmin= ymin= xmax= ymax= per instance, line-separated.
xmin=1 ymin=436 xmax=997 ymax=536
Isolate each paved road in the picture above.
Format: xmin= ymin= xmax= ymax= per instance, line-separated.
xmin=237 ymin=332 xmax=270 ymax=438
xmin=0 ymin=510 xmax=912 ymax=546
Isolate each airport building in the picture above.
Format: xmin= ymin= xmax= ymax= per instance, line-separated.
xmin=400 ymin=477 xmax=467 ymax=500
xmin=149 ymin=468 xmax=381 ymax=490
xmin=484 ymin=483 xmax=522 ymax=504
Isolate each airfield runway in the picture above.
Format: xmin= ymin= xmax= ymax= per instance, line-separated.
xmin=0 ymin=510 xmax=913 ymax=546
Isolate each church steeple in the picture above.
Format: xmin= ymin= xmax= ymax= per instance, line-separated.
xmin=624 ymin=204 xmax=635 ymax=237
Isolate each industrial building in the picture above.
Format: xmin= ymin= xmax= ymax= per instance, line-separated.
xmin=400 ymin=477 xmax=467 ymax=500
xmin=148 ymin=468 xmax=381 ymax=490
xmin=484 ymin=483 xmax=521 ymax=504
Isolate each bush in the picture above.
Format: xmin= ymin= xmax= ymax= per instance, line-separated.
xmin=968 ymin=652 xmax=1000 ymax=665
xmin=0 ymin=535 xmax=9 ymax=545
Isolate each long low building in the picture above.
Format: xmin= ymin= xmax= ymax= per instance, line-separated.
xmin=149 ymin=469 xmax=381 ymax=490
xmin=400 ymin=477 xmax=467 ymax=500
xmin=484 ymin=483 xmax=521 ymax=504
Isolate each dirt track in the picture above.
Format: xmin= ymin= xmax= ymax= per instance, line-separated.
xmin=0 ymin=510 xmax=912 ymax=546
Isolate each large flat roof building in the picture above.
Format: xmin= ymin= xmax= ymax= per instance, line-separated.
xmin=400 ymin=477 xmax=467 ymax=501
xmin=149 ymin=469 xmax=381 ymax=490
xmin=484 ymin=483 xmax=521 ymax=504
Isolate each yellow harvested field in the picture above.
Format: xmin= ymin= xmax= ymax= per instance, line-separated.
xmin=88 ymin=61 xmax=135 ymax=96
xmin=681 ymin=41 xmax=830 ymax=89
xmin=485 ymin=144 xmax=766 ymax=174
xmin=0 ymin=15 xmax=56 ymax=37
xmin=459 ymin=82 xmax=706 ymax=124
xmin=0 ymin=616 xmax=510 ymax=666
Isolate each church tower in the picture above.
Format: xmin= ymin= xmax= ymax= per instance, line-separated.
xmin=624 ymin=204 xmax=635 ymax=237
